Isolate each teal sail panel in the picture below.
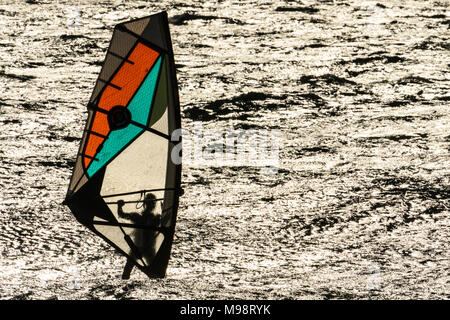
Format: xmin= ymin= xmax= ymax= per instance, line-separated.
xmin=128 ymin=56 xmax=162 ymax=126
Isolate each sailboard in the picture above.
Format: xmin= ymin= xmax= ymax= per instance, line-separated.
xmin=64 ymin=11 xmax=182 ymax=279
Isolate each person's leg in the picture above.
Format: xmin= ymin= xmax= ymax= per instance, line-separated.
xmin=122 ymin=258 xmax=134 ymax=280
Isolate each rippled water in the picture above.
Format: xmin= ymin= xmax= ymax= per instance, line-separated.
xmin=0 ymin=0 xmax=449 ymax=299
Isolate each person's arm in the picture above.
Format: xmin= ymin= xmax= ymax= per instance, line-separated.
xmin=155 ymin=212 xmax=162 ymax=227
xmin=117 ymin=200 xmax=139 ymax=222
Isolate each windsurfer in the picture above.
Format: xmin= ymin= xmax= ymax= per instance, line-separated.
xmin=117 ymin=193 xmax=161 ymax=226
xmin=117 ymin=193 xmax=161 ymax=279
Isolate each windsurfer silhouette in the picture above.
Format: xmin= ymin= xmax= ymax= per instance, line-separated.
xmin=117 ymin=193 xmax=161 ymax=279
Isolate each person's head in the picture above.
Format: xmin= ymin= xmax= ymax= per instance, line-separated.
xmin=142 ymin=193 xmax=156 ymax=214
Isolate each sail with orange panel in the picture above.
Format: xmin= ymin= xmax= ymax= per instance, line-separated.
xmin=63 ymin=11 xmax=182 ymax=279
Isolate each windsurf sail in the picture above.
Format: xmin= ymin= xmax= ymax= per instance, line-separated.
xmin=64 ymin=11 xmax=182 ymax=279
